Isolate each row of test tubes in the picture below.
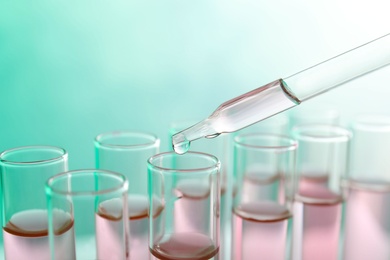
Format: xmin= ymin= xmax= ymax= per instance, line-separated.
xmin=0 ymin=107 xmax=389 ymax=259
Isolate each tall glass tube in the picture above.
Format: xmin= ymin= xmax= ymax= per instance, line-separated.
xmin=292 ymin=125 xmax=351 ymax=260
xmin=343 ymin=115 xmax=390 ymax=260
xmin=169 ymin=120 xmax=232 ymax=260
xmin=0 ymin=146 xmax=68 ymax=260
xmin=46 ymin=169 xmax=129 ymax=259
xmin=147 ymin=152 xmax=220 ymax=260
xmin=232 ymin=134 xmax=297 ymax=260
xmin=95 ymin=131 xmax=160 ymax=259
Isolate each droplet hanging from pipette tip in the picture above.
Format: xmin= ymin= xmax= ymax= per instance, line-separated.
xmin=172 ymin=133 xmax=190 ymax=154
xmin=173 ymin=140 xmax=190 ymax=155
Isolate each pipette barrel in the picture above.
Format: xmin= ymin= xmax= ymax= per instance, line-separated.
xmin=172 ymin=33 xmax=390 ymax=153
xmin=283 ymin=33 xmax=390 ymax=101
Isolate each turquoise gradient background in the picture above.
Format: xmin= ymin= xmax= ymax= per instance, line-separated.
xmin=0 ymin=0 xmax=390 ymax=256
xmin=1 ymin=0 xmax=389 ymax=170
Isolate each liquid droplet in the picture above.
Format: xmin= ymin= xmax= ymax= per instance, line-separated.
xmin=173 ymin=140 xmax=190 ymax=155
xmin=205 ymin=133 xmax=221 ymax=139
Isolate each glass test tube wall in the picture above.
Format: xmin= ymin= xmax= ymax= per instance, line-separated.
xmin=95 ymin=131 xmax=160 ymax=259
xmin=343 ymin=115 xmax=390 ymax=260
xmin=232 ymin=134 xmax=297 ymax=260
xmin=292 ymin=125 xmax=351 ymax=260
xmin=148 ymin=152 xmax=220 ymax=260
xmin=46 ymin=170 xmax=129 ymax=259
xmin=169 ymin=120 xmax=233 ymax=260
xmin=0 ymin=146 xmax=68 ymax=260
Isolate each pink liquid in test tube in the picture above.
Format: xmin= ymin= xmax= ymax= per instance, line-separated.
xmin=293 ymin=175 xmax=343 ymax=260
xmin=343 ymin=180 xmax=390 ymax=260
xmin=150 ymin=179 xmax=219 ymax=260
xmin=233 ymin=201 xmax=291 ymax=260
xmin=3 ymin=209 xmax=75 ymax=260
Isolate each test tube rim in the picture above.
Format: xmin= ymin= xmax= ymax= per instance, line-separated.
xmin=351 ymin=114 xmax=390 ymax=132
xmin=292 ymin=124 xmax=352 ymax=143
xmin=46 ymin=169 xmax=129 ymax=196
xmin=234 ymin=133 xmax=298 ymax=152
xmin=0 ymin=145 xmax=68 ymax=165
xmin=95 ymin=130 xmax=160 ymax=150
xmin=147 ymin=151 xmax=220 ymax=173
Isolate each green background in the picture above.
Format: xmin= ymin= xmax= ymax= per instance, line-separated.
xmin=0 ymin=0 xmax=390 ymax=255
xmin=1 ymin=0 xmax=389 ymax=169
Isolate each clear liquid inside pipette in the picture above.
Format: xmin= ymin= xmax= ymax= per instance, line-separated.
xmin=172 ymin=79 xmax=300 ymax=154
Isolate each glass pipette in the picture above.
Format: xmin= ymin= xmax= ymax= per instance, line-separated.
xmin=172 ymin=33 xmax=390 ymax=154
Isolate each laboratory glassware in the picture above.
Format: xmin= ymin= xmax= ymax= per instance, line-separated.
xmin=232 ymin=134 xmax=297 ymax=260
xmin=46 ymin=169 xmax=129 ymax=259
xmin=343 ymin=115 xmax=390 ymax=260
xmin=170 ymin=120 xmax=232 ymax=260
xmin=0 ymin=146 xmax=68 ymax=260
xmin=172 ymin=33 xmax=390 ymax=154
xmin=147 ymin=151 xmax=220 ymax=260
xmin=95 ymin=131 xmax=160 ymax=259
xmin=292 ymin=125 xmax=351 ymax=260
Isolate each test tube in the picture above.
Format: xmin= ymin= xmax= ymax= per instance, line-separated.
xmin=232 ymin=134 xmax=297 ymax=260
xmin=0 ymin=146 xmax=68 ymax=260
xmin=147 ymin=152 xmax=220 ymax=260
xmin=292 ymin=125 xmax=351 ymax=260
xmin=46 ymin=169 xmax=129 ymax=259
xmin=343 ymin=115 xmax=390 ymax=260
xmin=95 ymin=131 xmax=160 ymax=260
xmin=170 ymin=120 xmax=232 ymax=260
